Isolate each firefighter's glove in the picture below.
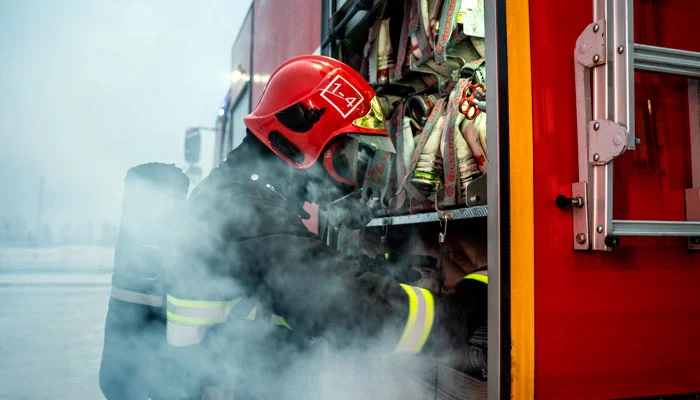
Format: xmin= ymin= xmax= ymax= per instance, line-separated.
xmin=429 ymin=279 xmax=488 ymax=378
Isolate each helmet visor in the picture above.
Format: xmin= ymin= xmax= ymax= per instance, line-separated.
xmin=350 ymin=97 xmax=395 ymax=153
xmin=353 ymin=97 xmax=386 ymax=130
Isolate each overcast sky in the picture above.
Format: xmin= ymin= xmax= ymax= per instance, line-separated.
xmin=0 ymin=0 xmax=250 ymax=226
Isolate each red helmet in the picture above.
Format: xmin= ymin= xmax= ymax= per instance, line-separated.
xmin=243 ymin=55 xmax=393 ymax=186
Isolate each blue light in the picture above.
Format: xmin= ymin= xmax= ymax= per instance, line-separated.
xmin=218 ymin=108 xmax=225 ymax=117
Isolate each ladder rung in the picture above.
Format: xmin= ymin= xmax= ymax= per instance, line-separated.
xmin=612 ymin=220 xmax=700 ymax=237
xmin=633 ymin=43 xmax=700 ymax=78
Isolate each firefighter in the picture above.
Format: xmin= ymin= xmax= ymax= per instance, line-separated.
xmin=165 ymin=55 xmax=488 ymax=399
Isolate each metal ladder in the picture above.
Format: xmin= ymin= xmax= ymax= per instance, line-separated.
xmin=565 ymin=0 xmax=700 ymax=251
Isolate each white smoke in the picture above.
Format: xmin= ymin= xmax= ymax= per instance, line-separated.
xmin=0 ymin=2 xmax=489 ymax=398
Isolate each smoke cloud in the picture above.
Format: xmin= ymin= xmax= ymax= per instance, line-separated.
xmin=100 ymin=139 xmax=487 ymax=399
xmin=1 ymin=2 xmax=488 ymax=398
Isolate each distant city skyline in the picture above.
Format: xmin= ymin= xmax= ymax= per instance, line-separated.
xmin=0 ymin=0 xmax=251 ymax=228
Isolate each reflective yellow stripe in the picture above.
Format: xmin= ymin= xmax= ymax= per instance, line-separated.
xmin=166 ymin=294 xmax=234 ymax=309
xmin=418 ymin=287 xmax=434 ymax=349
xmin=395 ymin=284 xmax=435 ymax=353
xmin=166 ymin=295 xmax=240 ymax=328
xmin=397 ymin=284 xmax=418 ymax=351
xmin=270 ymin=314 xmax=293 ymax=330
xmin=166 ymin=310 xmax=226 ymax=326
xmin=245 ymin=307 xmax=257 ymax=320
xmin=464 ymin=272 xmax=488 ymax=284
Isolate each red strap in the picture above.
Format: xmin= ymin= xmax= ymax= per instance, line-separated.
xmin=361 ymin=1 xmax=388 ymax=81
xmin=392 ymin=103 xmax=407 ymax=189
xmin=400 ymin=97 xmax=447 ymax=191
xmin=434 ymin=0 xmax=460 ymax=63
xmin=394 ymin=0 xmax=413 ymax=80
xmin=409 ymin=0 xmax=433 ymax=67
xmin=440 ymin=79 xmax=469 ymax=205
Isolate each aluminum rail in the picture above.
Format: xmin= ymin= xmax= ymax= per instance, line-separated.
xmin=634 ymin=44 xmax=700 ymax=78
xmin=612 ymin=220 xmax=700 ymax=236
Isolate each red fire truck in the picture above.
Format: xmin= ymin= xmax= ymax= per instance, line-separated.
xmin=188 ymin=0 xmax=700 ymax=398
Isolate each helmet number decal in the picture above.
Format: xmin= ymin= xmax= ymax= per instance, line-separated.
xmin=320 ymin=75 xmax=364 ymax=118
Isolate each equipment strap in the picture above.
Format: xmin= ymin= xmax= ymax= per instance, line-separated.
xmin=362 ymin=0 xmax=388 ymax=82
xmin=409 ymin=0 xmax=434 ymax=67
xmin=401 ymin=97 xmax=447 ymax=191
xmin=435 ymin=0 xmax=460 ymax=63
xmin=392 ymin=115 xmax=414 ymax=211
xmin=363 ymin=149 xmax=394 ymax=210
xmin=394 ymin=0 xmax=414 ymax=81
xmin=392 ymin=103 xmax=407 ymax=197
xmin=440 ymin=79 xmax=469 ymax=206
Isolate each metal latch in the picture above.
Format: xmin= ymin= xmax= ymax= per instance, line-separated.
xmin=588 ymin=119 xmax=628 ymax=165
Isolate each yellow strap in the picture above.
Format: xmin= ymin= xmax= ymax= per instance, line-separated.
xmin=395 ymin=284 xmax=435 ymax=353
xmin=464 ymin=272 xmax=488 ymax=284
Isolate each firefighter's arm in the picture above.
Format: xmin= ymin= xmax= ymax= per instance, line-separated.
xmin=256 ymin=235 xmax=488 ymax=358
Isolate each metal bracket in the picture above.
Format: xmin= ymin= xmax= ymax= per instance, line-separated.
xmin=466 ymin=173 xmax=488 ymax=207
xmin=572 ymin=182 xmax=590 ymax=250
xmin=588 ymin=119 xmax=629 ymax=165
xmin=688 ymin=79 xmax=700 ymax=250
xmin=574 ymin=19 xmax=607 ymax=181
xmin=437 ymin=210 xmax=455 ymax=220
xmin=687 ymin=188 xmax=700 ymax=250
xmin=575 ymin=20 xmax=607 ymax=68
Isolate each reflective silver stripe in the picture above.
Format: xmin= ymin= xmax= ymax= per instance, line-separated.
xmin=167 ymin=321 xmax=208 ymax=347
xmin=111 ymin=286 xmax=163 ymax=307
xmin=166 ymin=296 xmax=241 ymax=347
xmin=395 ymin=284 xmax=435 ymax=353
